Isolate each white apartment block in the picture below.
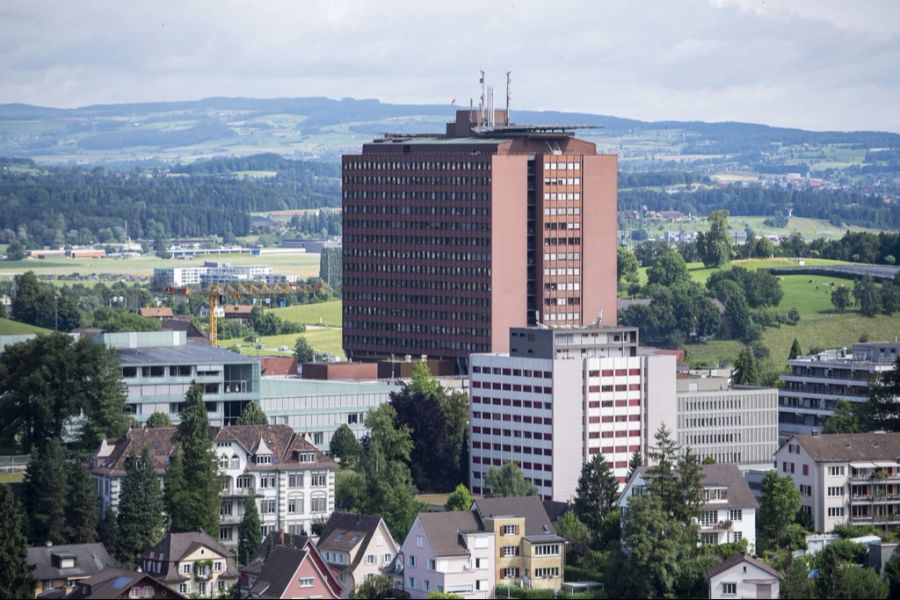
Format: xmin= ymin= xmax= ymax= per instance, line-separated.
xmin=469 ymin=327 xmax=676 ymax=502
xmin=152 ymin=260 xmax=290 ymax=289
xmin=779 ymin=342 xmax=899 ymax=440
xmin=619 ymin=464 xmax=758 ymax=552
xmin=775 ymin=432 xmax=900 ymax=532
xmin=92 ymin=424 xmax=336 ymax=548
xmin=677 ymin=377 xmax=779 ymax=471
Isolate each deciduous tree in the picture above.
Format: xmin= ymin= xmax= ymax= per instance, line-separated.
xmin=823 ymin=400 xmax=860 ymax=434
xmin=330 ymin=423 xmax=361 ymax=467
xmin=145 ymin=412 xmax=172 ymax=428
xmin=484 ymin=462 xmax=537 ymax=498
xmin=235 ymin=401 xmax=268 ymax=425
xmin=444 ymin=484 xmax=474 ymax=512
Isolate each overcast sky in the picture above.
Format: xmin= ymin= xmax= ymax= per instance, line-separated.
xmin=1 ymin=0 xmax=899 ymax=132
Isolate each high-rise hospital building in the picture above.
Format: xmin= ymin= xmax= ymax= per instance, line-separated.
xmin=341 ymin=109 xmax=617 ymax=366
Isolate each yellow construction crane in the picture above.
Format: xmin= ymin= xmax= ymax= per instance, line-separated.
xmin=167 ymin=282 xmax=300 ymax=347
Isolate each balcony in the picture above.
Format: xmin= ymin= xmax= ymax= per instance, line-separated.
xmin=699 ymin=521 xmax=732 ymax=532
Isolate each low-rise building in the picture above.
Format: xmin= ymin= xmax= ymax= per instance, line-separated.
xmin=779 ymin=342 xmax=900 ymax=439
xmin=64 ymin=568 xmax=185 ymax=599
xmin=240 ymin=531 xmax=342 ymax=599
xmin=619 ymin=464 xmax=758 ymax=552
xmin=704 ymin=554 xmax=782 ymax=600
xmin=141 ymin=532 xmax=238 ymax=598
xmin=317 ymin=512 xmax=400 ymax=598
xmin=400 ymin=512 xmax=496 ymax=599
xmin=27 ymin=543 xmax=114 ymax=598
xmin=471 ymin=496 xmax=566 ymax=591
xmin=676 ymin=376 xmax=779 ymax=471
xmin=92 ymin=424 xmax=336 ymax=548
xmin=774 ymin=432 xmax=900 ymax=532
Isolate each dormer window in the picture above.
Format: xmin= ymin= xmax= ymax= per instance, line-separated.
xmin=256 ymin=455 xmax=272 ymax=464
xmin=296 ymin=452 xmax=315 ymax=463
xmin=703 ymin=487 xmax=728 ymax=502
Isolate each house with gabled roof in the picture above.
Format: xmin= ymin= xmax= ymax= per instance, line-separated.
xmin=317 ymin=512 xmax=401 ymax=597
xmin=92 ymin=424 xmax=336 ymax=549
xmin=399 ymin=511 xmax=495 ymax=599
xmin=141 ymin=531 xmax=238 ymax=598
xmin=27 ymin=542 xmax=115 ymax=598
xmin=240 ymin=531 xmax=341 ymax=599
xmin=704 ymin=553 xmax=783 ymax=599
xmin=63 ymin=568 xmax=185 ymax=599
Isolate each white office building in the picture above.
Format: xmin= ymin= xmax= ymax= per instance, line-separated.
xmin=779 ymin=342 xmax=900 ymax=439
xmin=468 ymin=327 xmax=677 ymax=502
xmin=152 ymin=261 xmax=297 ymax=289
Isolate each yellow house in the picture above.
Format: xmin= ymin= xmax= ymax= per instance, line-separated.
xmin=472 ymin=497 xmax=565 ymax=591
xmin=141 ymin=531 xmax=239 ymax=597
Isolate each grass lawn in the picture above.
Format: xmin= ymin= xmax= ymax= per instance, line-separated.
xmin=234 ymin=326 xmax=344 ymax=359
xmin=0 ymin=317 xmax=52 ymax=335
xmin=0 ymin=473 xmax=24 ymax=483
xmin=271 ymin=300 xmax=342 ymax=327
xmin=776 ymin=275 xmax=853 ymax=319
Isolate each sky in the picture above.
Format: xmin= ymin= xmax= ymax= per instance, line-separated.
xmin=1 ymin=0 xmax=899 ymax=132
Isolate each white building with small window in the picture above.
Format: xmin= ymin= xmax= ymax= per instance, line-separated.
xmin=619 ymin=464 xmax=758 ymax=552
xmin=141 ymin=531 xmax=238 ymax=598
xmin=92 ymin=424 xmax=336 ymax=549
xmin=316 ymin=512 xmax=401 ymax=597
xmin=705 ymin=554 xmax=783 ymax=599
xmin=774 ymin=432 xmax=900 ymax=532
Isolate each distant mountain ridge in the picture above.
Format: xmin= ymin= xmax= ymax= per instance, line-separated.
xmin=1 ymin=96 xmax=898 ymax=164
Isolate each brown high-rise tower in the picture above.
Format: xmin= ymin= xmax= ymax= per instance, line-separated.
xmin=342 ymin=109 xmax=617 ymax=368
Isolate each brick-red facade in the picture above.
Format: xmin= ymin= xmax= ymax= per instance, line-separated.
xmin=342 ymin=111 xmax=617 ymax=366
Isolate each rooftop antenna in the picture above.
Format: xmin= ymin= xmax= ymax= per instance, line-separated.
xmin=479 ymin=69 xmax=485 ymax=126
xmin=505 ymin=71 xmax=511 ymax=125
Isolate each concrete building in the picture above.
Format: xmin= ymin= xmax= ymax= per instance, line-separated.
xmin=676 ymin=377 xmax=779 ymax=471
xmin=704 ymin=554 xmax=782 ymax=600
xmin=91 ymin=424 xmax=336 ymax=548
xmin=400 ymin=512 xmax=496 ymax=599
xmin=317 ymin=512 xmax=401 ymax=597
xmin=779 ymin=342 xmax=900 ymax=439
xmin=151 ymin=261 xmax=297 ymax=289
xmin=342 ymin=109 xmax=617 ymax=366
xmin=774 ymin=432 xmax=900 ymax=532
xmin=468 ymin=326 xmax=676 ymax=501
xmin=320 ymin=245 xmax=342 ymax=293
xmin=619 ymin=464 xmax=759 ymax=552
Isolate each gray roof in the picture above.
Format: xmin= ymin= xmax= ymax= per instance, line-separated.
xmin=472 ymin=496 xmax=557 ymax=536
xmin=65 ymin=568 xmax=186 ymax=599
xmin=704 ymin=554 xmax=783 ymax=580
xmin=793 ymin=433 xmax=900 ymax=462
xmin=28 ymin=543 xmax=114 ymax=581
xmin=251 ymin=545 xmax=307 ymax=599
xmin=699 ymin=464 xmax=759 ymax=510
xmin=318 ymin=512 xmax=388 ymax=572
xmin=417 ymin=512 xmax=483 ymax=557
xmin=143 ymin=532 xmax=238 ymax=582
xmin=117 ymin=344 xmax=257 ymax=365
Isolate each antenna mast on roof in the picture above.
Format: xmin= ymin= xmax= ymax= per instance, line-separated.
xmin=506 ymin=71 xmax=511 ymax=125
xmin=479 ymin=69 xmax=485 ymax=127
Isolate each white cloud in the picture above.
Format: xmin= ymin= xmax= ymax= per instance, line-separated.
xmin=0 ymin=0 xmax=897 ymax=131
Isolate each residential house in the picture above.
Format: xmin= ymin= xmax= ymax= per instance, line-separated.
xmin=140 ymin=531 xmax=238 ymax=598
xmin=317 ymin=512 xmax=401 ymax=597
xmin=241 ymin=532 xmax=341 ymax=599
xmin=774 ymin=432 xmax=900 ymax=532
xmin=27 ymin=543 xmax=114 ymax=598
xmin=400 ymin=512 xmax=495 ymax=599
xmin=223 ymin=304 xmax=255 ymax=323
xmin=619 ymin=464 xmax=758 ymax=552
xmin=471 ymin=496 xmax=566 ymax=591
xmin=704 ymin=554 xmax=783 ymax=599
xmin=92 ymin=424 xmax=336 ymax=549
xmin=63 ymin=568 xmax=185 ymax=599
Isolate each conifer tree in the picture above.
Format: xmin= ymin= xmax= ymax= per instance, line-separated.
xmin=22 ymin=438 xmax=69 ymax=544
xmin=788 ymin=338 xmax=803 ymax=360
xmin=238 ymin=493 xmax=262 ymax=566
xmin=97 ymin=509 xmax=119 ymax=557
xmin=0 ymin=485 xmax=35 ymax=599
xmin=627 ymin=450 xmax=644 ymax=480
xmin=165 ymin=383 xmax=221 ymax=536
xmin=117 ymin=448 xmax=164 ymax=565
xmin=65 ymin=459 xmax=99 ymax=543
xmin=574 ymin=453 xmax=619 ymax=533
xmin=235 ymin=401 xmax=268 ymax=426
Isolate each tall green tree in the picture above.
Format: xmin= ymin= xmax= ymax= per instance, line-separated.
xmin=0 ymin=485 xmax=35 ymax=599
xmin=733 ymin=346 xmax=762 ymax=386
xmin=484 ymin=462 xmax=538 ymax=498
xmin=164 ymin=383 xmax=221 ymax=537
xmin=823 ymin=400 xmax=860 ymax=434
xmin=238 ymin=493 xmax=262 ymax=566
xmin=627 ymin=450 xmax=643 ymax=480
xmin=329 ymin=423 xmax=361 ymax=467
xmin=831 ymin=285 xmax=851 ymax=312
xmin=97 ymin=509 xmax=118 ymax=559
xmin=757 ymin=470 xmax=802 ymax=552
xmin=853 ymin=276 xmax=882 ymax=317
xmin=117 ymin=449 xmax=165 ymax=565
xmin=293 ymin=336 xmax=314 ymax=363
xmin=235 ymin=401 xmax=268 ymax=426
xmin=574 ymin=453 xmax=619 ymax=533
xmin=646 ymin=249 xmax=690 ymax=288
xmin=617 ymin=246 xmax=641 ymax=290
xmin=22 ymin=438 xmax=69 ymax=544
xmin=444 ymin=484 xmax=474 ymax=512
xmin=789 ymin=338 xmax=803 ymax=360
xmin=556 ymin=511 xmax=591 ymax=562
xmin=620 ymin=494 xmax=686 ymax=598
xmin=75 ymin=339 xmax=130 ymax=450
xmin=65 ymin=460 xmax=99 ymax=543
xmin=698 ymin=210 xmax=733 ymax=267
xmin=862 ymin=357 xmax=900 ymax=432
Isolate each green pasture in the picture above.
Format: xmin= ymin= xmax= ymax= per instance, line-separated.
xmin=0 ymin=317 xmax=51 ymax=335
xmin=271 ymin=300 xmax=342 ymax=327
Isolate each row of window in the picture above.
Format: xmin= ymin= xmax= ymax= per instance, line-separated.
xmin=543 ymin=252 xmax=581 ymax=261
xmin=544 ymin=161 xmax=581 ymax=170
xmin=472 ymin=397 xmax=552 ymax=408
xmin=344 ymin=335 xmax=488 ymax=353
xmin=473 ymin=412 xmax=553 ymax=425
xmin=345 ymin=236 xmax=489 ymax=249
xmin=345 ymin=218 xmax=491 ymax=232
xmin=344 ymin=279 xmax=490 ymax=293
xmin=345 ymin=160 xmax=491 ymax=171
xmin=344 ymin=262 xmax=491 ymax=277
xmin=543 ymin=207 xmax=582 ymax=216
xmin=472 ymin=367 xmax=552 ymax=377
xmin=472 ymin=381 xmax=553 ymax=394
xmin=344 ymin=204 xmax=490 ymax=216
xmin=345 ymin=320 xmax=489 ymax=337
xmin=588 ymin=399 xmax=643 ymax=408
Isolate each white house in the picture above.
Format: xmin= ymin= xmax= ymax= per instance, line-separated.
xmin=316 ymin=512 xmax=401 ymax=598
xmin=704 ymin=554 xmax=783 ymax=599
xmin=619 ymin=464 xmax=758 ymax=552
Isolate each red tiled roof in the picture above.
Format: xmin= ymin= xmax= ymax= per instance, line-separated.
xmin=139 ymin=307 xmax=174 ymax=318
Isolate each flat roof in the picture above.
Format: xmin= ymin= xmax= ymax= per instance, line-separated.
xmin=117 ymin=344 xmax=258 ymax=365
xmin=260 ymin=377 xmax=400 ymax=398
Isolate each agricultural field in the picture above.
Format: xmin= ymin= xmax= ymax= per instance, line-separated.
xmin=234 ymin=325 xmax=343 ymax=360
xmin=0 ymin=252 xmax=320 ymax=281
xmin=271 ymin=299 xmax=342 ymax=327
